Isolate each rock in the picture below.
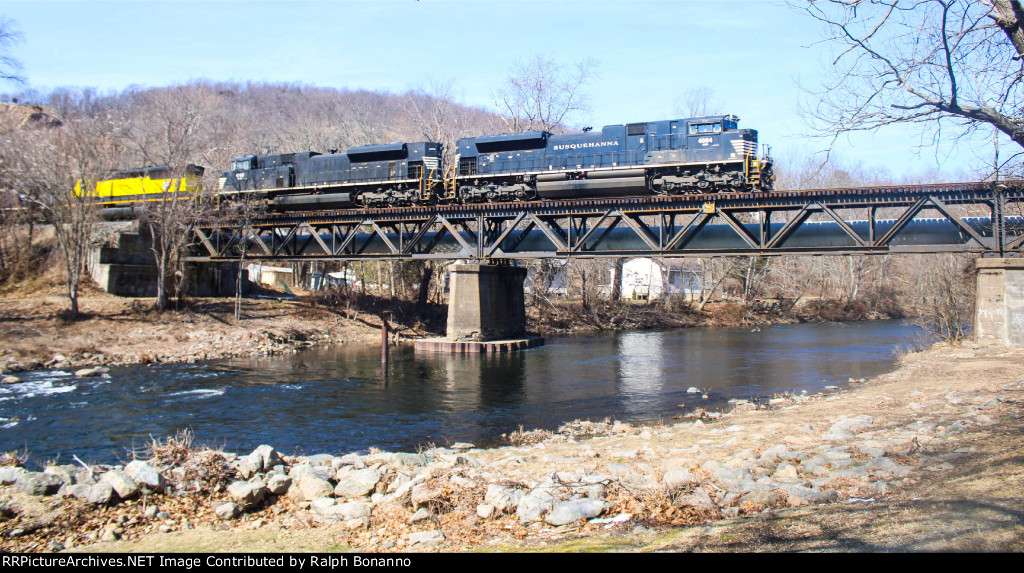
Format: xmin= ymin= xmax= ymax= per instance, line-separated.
xmin=406 ymin=530 xmax=445 ymax=547
xmin=516 ymin=494 xmax=554 ymax=523
xmin=74 ymin=368 xmax=101 ymax=377
xmin=227 ymin=481 xmax=267 ymax=509
xmin=739 ymin=489 xmax=784 ymax=508
xmin=101 ymin=470 xmax=140 ymax=499
xmin=687 ymin=387 xmax=701 ymax=393
xmin=409 ymin=508 xmax=432 ymax=523
xmin=675 ymin=488 xmax=718 ymax=511
xmin=410 ymin=482 xmax=445 ymax=508
xmin=246 ymin=445 xmax=282 ymax=473
xmin=773 ymin=462 xmax=800 ymax=479
xmin=316 ymin=501 xmax=370 ymax=529
xmin=124 ymin=460 xmax=166 ymax=492
xmin=1 ymin=376 xmax=20 ymax=384
xmin=294 ymin=475 xmax=335 ymax=502
xmin=663 ymin=469 xmax=697 ymax=489
xmin=781 ymin=485 xmax=837 ymax=506
xmin=62 ymin=483 xmax=93 ymax=500
xmin=476 ymin=504 xmax=495 ymax=519
xmin=484 ymin=484 xmax=523 ymax=514
xmin=334 ymin=468 xmax=381 ymax=499
xmin=267 ymin=474 xmax=292 ymax=495
xmin=865 ymin=457 xmax=914 ymax=479
xmin=14 ymin=472 xmax=63 ymax=496
xmin=338 ymin=453 xmax=365 ymax=469
xmin=0 ymin=466 xmax=28 ymax=485
xmin=392 ymin=453 xmax=430 ymax=468
xmin=214 ymin=502 xmax=241 ymax=520
xmin=545 ymin=499 xmax=606 ymax=526
xmin=43 ymin=465 xmax=78 ymax=486
xmin=758 ymin=444 xmax=789 ymax=463
xmin=304 ymin=454 xmax=336 ymax=467
xmin=87 ymin=482 xmax=115 ymax=505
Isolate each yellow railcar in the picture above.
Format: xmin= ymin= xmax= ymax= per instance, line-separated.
xmin=75 ymin=165 xmax=205 ymax=206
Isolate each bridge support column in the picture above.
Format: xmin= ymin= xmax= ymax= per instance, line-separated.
xmin=975 ymin=258 xmax=1024 ymax=346
xmin=415 ymin=262 xmax=542 ymax=352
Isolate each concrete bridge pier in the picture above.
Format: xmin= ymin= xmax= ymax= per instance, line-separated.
xmin=975 ymin=258 xmax=1024 ymax=346
xmin=415 ymin=262 xmax=543 ymax=353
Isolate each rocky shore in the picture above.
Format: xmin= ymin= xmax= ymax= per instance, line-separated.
xmin=1 ymin=341 xmax=1022 ymax=553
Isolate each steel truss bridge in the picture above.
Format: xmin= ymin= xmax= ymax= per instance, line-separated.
xmin=188 ymin=181 xmax=1024 ymax=262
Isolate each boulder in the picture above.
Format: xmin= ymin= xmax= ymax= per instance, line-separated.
xmin=60 ymin=483 xmax=93 ymax=500
xmin=124 ymin=460 xmax=166 ymax=492
xmin=267 ymin=474 xmax=292 ymax=495
xmin=545 ymin=499 xmax=606 ymax=526
xmin=392 ymin=453 xmax=430 ymax=468
xmin=663 ymin=469 xmax=697 ymax=489
xmin=246 ymin=445 xmax=282 ymax=473
xmin=406 ymin=530 xmax=445 ymax=547
xmin=0 ymin=466 xmax=28 ymax=485
xmin=410 ymin=482 xmax=447 ymax=508
xmin=516 ymin=494 xmax=553 ymax=523
xmin=1 ymin=376 xmax=20 ymax=384
xmin=100 ymin=469 xmax=140 ymax=499
xmin=483 ymin=484 xmax=523 ymax=514
xmin=675 ymin=488 xmax=718 ymax=511
xmin=87 ymin=482 xmax=116 ymax=505
xmin=295 ymin=474 xmax=334 ymax=501
xmin=214 ymin=502 xmax=241 ymax=520
xmin=227 ymin=481 xmax=267 ymax=509
xmin=337 ymin=453 xmax=365 ymax=469
xmin=14 ymin=472 xmax=63 ymax=496
xmin=334 ymin=468 xmax=381 ymax=499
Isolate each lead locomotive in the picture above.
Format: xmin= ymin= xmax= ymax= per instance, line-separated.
xmin=216 ymin=114 xmax=773 ymax=210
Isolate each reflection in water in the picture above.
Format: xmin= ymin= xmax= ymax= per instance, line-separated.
xmin=0 ymin=321 xmax=922 ymax=465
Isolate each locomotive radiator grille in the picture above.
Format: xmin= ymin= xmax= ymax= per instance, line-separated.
xmin=730 ymin=140 xmax=757 ymax=156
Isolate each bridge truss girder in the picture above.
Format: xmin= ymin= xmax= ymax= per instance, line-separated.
xmin=188 ymin=182 xmax=1024 ymax=262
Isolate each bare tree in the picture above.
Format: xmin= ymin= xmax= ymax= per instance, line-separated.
xmin=793 ymin=0 xmax=1024 ymax=171
xmin=6 ymin=118 xmax=116 ymax=317
xmin=0 ymin=17 xmax=23 ymax=85
xmin=674 ymin=86 xmax=721 ymax=117
xmin=121 ymin=86 xmax=217 ymax=311
xmin=495 ymin=55 xmax=599 ymax=133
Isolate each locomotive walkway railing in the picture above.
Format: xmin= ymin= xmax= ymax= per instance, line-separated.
xmin=186 ymin=181 xmax=1024 ymax=262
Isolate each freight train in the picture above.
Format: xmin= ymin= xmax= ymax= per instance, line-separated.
xmin=82 ymin=114 xmax=773 ymax=212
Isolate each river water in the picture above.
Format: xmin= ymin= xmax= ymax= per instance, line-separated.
xmin=0 ymin=320 xmax=924 ymax=466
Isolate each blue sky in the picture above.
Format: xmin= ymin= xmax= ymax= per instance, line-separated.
xmin=0 ymin=0 xmax=1002 ymax=179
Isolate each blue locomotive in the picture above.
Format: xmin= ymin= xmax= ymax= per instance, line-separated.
xmin=455 ymin=114 xmax=771 ymax=202
xmin=218 ymin=142 xmax=444 ymax=209
xmin=217 ymin=114 xmax=772 ymax=209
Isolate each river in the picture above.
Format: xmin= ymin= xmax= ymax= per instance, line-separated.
xmin=0 ymin=320 xmax=925 ymax=466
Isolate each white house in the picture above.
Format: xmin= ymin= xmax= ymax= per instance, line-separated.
xmin=620 ymin=258 xmax=706 ymax=300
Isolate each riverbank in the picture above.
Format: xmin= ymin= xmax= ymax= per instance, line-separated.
xmin=0 ymin=341 xmax=1021 ymax=552
xmin=0 ymin=285 xmax=901 ymax=376
xmin=0 ymin=290 xmax=390 ymax=375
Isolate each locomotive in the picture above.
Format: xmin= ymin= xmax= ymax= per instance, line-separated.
xmin=215 ymin=114 xmax=773 ymax=210
xmin=75 ymin=164 xmax=205 ymax=206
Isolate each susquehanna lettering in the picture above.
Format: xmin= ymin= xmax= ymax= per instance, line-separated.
xmin=553 ymin=140 xmax=619 ymax=151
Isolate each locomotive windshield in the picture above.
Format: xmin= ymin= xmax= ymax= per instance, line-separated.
xmin=689 ymin=123 xmax=722 ymax=135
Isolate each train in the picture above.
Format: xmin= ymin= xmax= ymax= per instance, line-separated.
xmin=82 ymin=114 xmax=773 ymax=212
xmin=74 ymin=164 xmax=205 ymax=206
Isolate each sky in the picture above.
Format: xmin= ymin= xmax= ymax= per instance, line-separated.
xmin=0 ymin=0 xmax=1005 ymax=179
